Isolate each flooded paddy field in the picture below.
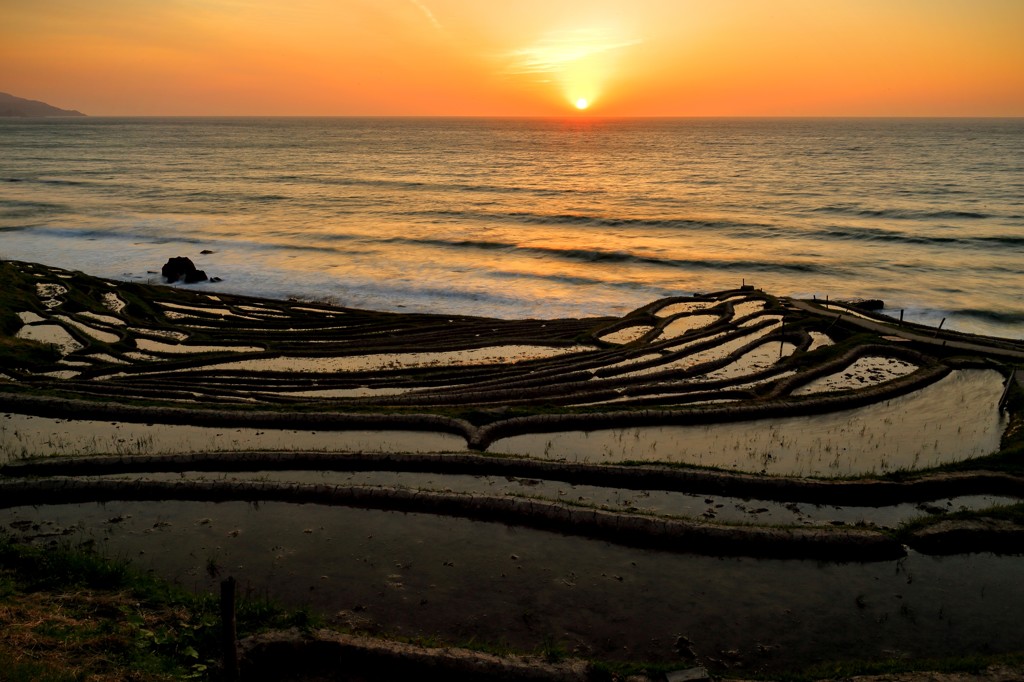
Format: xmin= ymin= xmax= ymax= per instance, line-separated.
xmin=0 ymin=415 xmax=465 ymax=460
xmin=489 ymin=370 xmax=1008 ymax=475
xmin=46 ymin=469 xmax=1021 ymax=529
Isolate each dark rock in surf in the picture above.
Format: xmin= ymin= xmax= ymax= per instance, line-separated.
xmin=162 ymin=256 xmax=208 ymax=284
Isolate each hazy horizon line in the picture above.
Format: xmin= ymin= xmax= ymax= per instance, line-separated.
xmin=10 ymin=113 xmax=1024 ymax=120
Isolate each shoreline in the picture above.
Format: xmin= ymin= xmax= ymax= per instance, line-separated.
xmin=3 ymin=224 xmax=1023 ymax=340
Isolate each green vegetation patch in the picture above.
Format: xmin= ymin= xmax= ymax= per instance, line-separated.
xmin=0 ymin=533 xmax=317 ymax=681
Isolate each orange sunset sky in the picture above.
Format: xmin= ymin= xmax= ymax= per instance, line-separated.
xmin=3 ymin=0 xmax=1023 ymax=117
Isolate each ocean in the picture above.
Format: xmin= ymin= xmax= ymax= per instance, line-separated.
xmin=1 ymin=117 xmax=1022 ymax=338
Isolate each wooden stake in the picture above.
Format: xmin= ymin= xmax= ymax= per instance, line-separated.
xmin=221 ymin=577 xmax=239 ymax=682
xmin=998 ymin=369 xmax=1016 ymax=412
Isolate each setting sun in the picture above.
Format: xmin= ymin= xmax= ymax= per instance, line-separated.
xmin=575 ymin=98 xmax=589 ymax=110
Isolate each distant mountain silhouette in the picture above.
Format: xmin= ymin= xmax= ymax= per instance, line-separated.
xmin=0 ymin=92 xmax=85 ymax=117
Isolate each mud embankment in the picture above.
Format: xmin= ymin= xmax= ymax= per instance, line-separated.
xmin=6 ymin=450 xmax=1022 ymax=507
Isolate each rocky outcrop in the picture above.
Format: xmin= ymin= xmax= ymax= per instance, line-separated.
xmin=161 ymin=256 xmax=208 ymax=283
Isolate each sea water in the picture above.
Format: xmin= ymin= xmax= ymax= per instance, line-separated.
xmin=1 ymin=117 xmax=1022 ymax=337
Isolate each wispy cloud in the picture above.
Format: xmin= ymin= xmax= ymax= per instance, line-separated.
xmin=506 ymin=28 xmax=642 ymax=76
xmin=408 ymin=0 xmax=442 ymax=31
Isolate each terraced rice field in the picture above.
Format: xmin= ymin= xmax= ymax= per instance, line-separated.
xmin=2 ymin=259 xmax=1023 ymax=675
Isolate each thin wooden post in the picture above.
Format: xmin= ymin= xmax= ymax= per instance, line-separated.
xmin=221 ymin=577 xmax=239 ymax=682
xmin=999 ymin=369 xmax=1016 ymax=412
xmin=899 ymin=309 xmax=904 ymax=323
